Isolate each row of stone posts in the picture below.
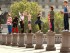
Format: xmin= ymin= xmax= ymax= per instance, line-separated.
xmin=0 ymin=30 xmax=70 ymax=53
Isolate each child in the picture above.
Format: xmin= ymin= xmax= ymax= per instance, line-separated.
xmin=61 ymin=1 xmax=69 ymax=30
xmin=19 ymin=12 xmax=25 ymax=33
xmin=48 ymin=14 xmax=52 ymax=31
xmin=27 ymin=12 xmax=32 ymax=33
xmin=35 ymin=12 xmax=42 ymax=32
xmin=12 ymin=16 xmax=19 ymax=33
xmin=49 ymin=6 xmax=54 ymax=32
xmin=7 ymin=13 xmax=12 ymax=34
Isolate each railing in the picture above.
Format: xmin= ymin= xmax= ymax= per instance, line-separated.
xmin=1 ymin=24 xmax=62 ymax=44
xmin=24 ymin=34 xmax=62 ymax=44
xmin=0 ymin=31 xmax=70 ymax=52
xmin=0 ymin=33 xmax=62 ymax=44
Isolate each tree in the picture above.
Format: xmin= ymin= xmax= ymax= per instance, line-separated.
xmin=54 ymin=12 xmax=63 ymax=33
xmin=10 ymin=0 xmax=42 ymax=33
xmin=10 ymin=0 xmax=64 ymax=33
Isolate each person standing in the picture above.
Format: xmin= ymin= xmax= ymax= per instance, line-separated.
xmin=27 ymin=12 xmax=32 ymax=33
xmin=12 ymin=16 xmax=19 ymax=33
xmin=7 ymin=13 xmax=12 ymax=34
xmin=19 ymin=12 xmax=25 ymax=33
xmin=0 ymin=8 xmax=2 ymax=33
xmin=48 ymin=14 xmax=52 ymax=31
xmin=49 ymin=6 xmax=54 ymax=32
xmin=35 ymin=12 xmax=42 ymax=32
xmin=61 ymin=1 xmax=69 ymax=30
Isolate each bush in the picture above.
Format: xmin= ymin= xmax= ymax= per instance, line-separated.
xmin=10 ymin=0 xmax=64 ymax=33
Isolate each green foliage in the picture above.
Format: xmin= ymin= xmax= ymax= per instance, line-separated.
xmin=54 ymin=12 xmax=64 ymax=33
xmin=40 ymin=12 xmax=63 ymax=33
xmin=10 ymin=0 xmax=42 ymax=33
xmin=10 ymin=0 xmax=42 ymax=17
xmin=10 ymin=0 xmax=64 ymax=33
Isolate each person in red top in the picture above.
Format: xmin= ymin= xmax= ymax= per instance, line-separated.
xmin=12 ymin=16 xmax=19 ymax=33
xmin=48 ymin=14 xmax=52 ymax=31
xmin=7 ymin=13 xmax=12 ymax=34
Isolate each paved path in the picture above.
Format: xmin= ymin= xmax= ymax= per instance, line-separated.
xmin=0 ymin=44 xmax=60 ymax=53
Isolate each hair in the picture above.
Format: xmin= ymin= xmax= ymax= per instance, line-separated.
xmin=27 ymin=12 xmax=30 ymax=15
xmin=7 ymin=13 xmax=11 ymax=18
xmin=0 ymin=8 xmax=1 ymax=10
xmin=37 ymin=13 xmax=40 ymax=16
xmin=50 ymin=6 xmax=54 ymax=10
xmin=64 ymin=1 xmax=68 ymax=3
xmin=14 ymin=16 xmax=18 ymax=18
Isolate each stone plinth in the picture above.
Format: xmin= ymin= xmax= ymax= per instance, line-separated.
xmin=18 ymin=33 xmax=25 ymax=47
xmin=60 ymin=30 xmax=70 ymax=53
xmin=46 ymin=31 xmax=56 ymax=51
xmin=11 ymin=33 xmax=18 ymax=46
xmin=6 ymin=34 xmax=12 ymax=45
xmin=2 ymin=34 xmax=7 ymax=45
xmin=26 ymin=33 xmax=34 ymax=48
xmin=35 ymin=32 xmax=44 ymax=49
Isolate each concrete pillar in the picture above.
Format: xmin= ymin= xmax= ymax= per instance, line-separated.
xmin=6 ymin=34 xmax=12 ymax=45
xmin=2 ymin=34 xmax=7 ymax=45
xmin=11 ymin=33 xmax=18 ymax=46
xmin=26 ymin=33 xmax=34 ymax=48
xmin=35 ymin=32 xmax=44 ymax=49
xmin=46 ymin=31 xmax=56 ymax=51
xmin=60 ymin=30 xmax=70 ymax=53
xmin=18 ymin=33 xmax=25 ymax=47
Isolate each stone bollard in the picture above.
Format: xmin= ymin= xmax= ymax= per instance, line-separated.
xmin=35 ymin=32 xmax=44 ymax=49
xmin=46 ymin=31 xmax=56 ymax=51
xmin=11 ymin=33 xmax=18 ymax=46
xmin=18 ymin=33 xmax=25 ymax=47
xmin=6 ymin=34 xmax=12 ymax=45
xmin=60 ymin=30 xmax=70 ymax=53
xmin=26 ymin=33 xmax=34 ymax=48
xmin=1 ymin=33 xmax=7 ymax=45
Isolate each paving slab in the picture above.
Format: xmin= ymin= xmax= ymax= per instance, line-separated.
xmin=0 ymin=44 xmax=61 ymax=53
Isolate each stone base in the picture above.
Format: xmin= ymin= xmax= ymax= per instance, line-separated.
xmin=11 ymin=43 xmax=17 ymax=46
xmin=18 ymin=44 xmax=25 ymax=47
xmin=35 ymin=45 xmax=43 ymax=49
xmin=60 ymin=47 xmax=70 ymax=52
xmin=6 ymin=43 xmax=11 ymax=46
xmin=18 ymin=33 xmax=25 ymax=47
xmin=46 ymin=45 xmax=56 ymax=51
xmin=11 ymin=34 xmax=18 ymax=46
xmin=26 ymin=44 xmax=34 ymax=48
xmin=6 ymin=35 xmax=11 ymax=46
xmin=2 ymin=35 xmax=6 ymax=45
xmin=1 ymin=43 xmax=6 ymax=45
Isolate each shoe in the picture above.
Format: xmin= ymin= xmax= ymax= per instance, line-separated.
xmin=63 ymin=29 xmax=69 ymax=32
xmin=37 ymin=30 xmax=41 ymax=33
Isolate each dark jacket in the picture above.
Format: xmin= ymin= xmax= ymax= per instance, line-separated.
xmin=12 ymin=17 xmax=18 ymax=27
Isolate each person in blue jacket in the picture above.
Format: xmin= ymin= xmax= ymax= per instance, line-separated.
xmin=61 ymin=1 xmax=69 ymax=30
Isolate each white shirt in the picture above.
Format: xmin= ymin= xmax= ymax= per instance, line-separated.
xmin=19 ymin=12 xmax=24 ymax=21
